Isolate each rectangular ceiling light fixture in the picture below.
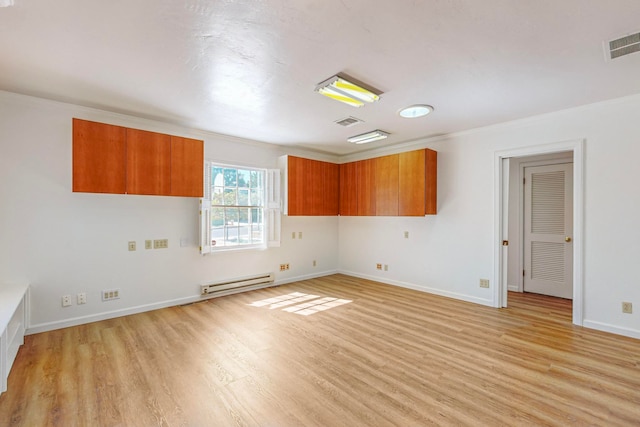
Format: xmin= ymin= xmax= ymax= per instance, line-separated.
xmin=315 ymin=76 xmax=380 ymax=107
xmin=347 ymin=130 xmax=389 ymax=144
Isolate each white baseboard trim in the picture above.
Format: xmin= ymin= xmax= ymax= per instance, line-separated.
xmin=507 ymin=285 xmax=519 ymax=292
xmin=274 ymin=270 xmax=338 ymax=286
xmin=582 ymin=320 xmax=640 ymax=340
xmin=27 ymin=270 xmax=339 ymax=335
xmin=338 ymin=270 xmax=494 ymax=307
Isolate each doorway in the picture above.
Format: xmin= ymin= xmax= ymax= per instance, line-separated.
xmin=494 ymin=140 xmax=584 ymax=325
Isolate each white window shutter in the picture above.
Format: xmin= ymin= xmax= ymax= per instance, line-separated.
xmin=266 ymin=168 xmax=281 ymax=247
xmin=199 ymin=161 xmax=212 ymax=255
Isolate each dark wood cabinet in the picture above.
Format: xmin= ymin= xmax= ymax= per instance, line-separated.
xmin=170 ymin=136 xmax=204 ymax=197
xmin=284 ymin=156 xmax=339 ymax=216
xmin=339 ymin=162 xmax=357 ymax=216
xmin=126 ymin=128 xmax=171 ymax=196
xmin=323 ymin=162 xmax=340 ymax=215
xmin=375 ymin=154 xmax=399 ymax=216
xmin=282 ymin=148 xmax=437 ymax=217
xmin=72 ymin=119 xmax=204 ymax=197
xmin=356 ymin=158 xmax=376 ymax=216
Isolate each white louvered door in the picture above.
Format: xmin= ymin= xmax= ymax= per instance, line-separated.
xmin=523 ymin=163 xmax=573 ymax=299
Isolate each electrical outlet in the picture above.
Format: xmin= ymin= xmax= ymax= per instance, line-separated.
xmin=404 ymin=231 xmax=409 ymax=239
xmin=298 ymin=231 xmax=302 ymax=239
xmin=292 ymin=232 xmax=296 ymax=239
xmin=376 ymin=263 xmax=382 ymax=270
xmin=280 ymin=264 xmax=287 ymax=271
xmin=145 ymin=240 xmax=152 ymax=250
xmin=61 ymin=295 xmax=72 ymax=307
xmin=102 ymin=289 xmax=121 ymax=301
xmin=154 ymin=239 xmax=168 ymax=249
xmin=313 ymin=260 xmax=317 ymax=267
xmin=479 ymin=279 xmax=490 ymax=288
xmin=285 ymin=263 xmax=290 ymax=270
xmin=77 ymin=292 xmax=87 ymax=305
xmin=128 ymin=241 xmax=136 ymax=251
xmin=384 ymin=264 xmax=388 ymax=271
xmin=622 ymin=302 xmax=633 ymax=314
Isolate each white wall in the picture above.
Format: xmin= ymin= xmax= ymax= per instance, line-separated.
xmin=2 ymin=90 xmax=640 ymax=339
xmin=338 ymin=94 xmax=640 ymax=339
xmin=0 ymin=91 xmax=339 ymax=333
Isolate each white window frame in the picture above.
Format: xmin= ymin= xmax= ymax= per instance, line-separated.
xmin=200 ymin=161 xmax=280 ymax=254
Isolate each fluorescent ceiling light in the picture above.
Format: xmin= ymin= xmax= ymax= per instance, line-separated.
xmin=399 ymin=104 xmax=434 ymax=118
xmin=347 ymin=130 xmax=390 ymax=144
xmin=315 ymin=76 xmax=380 ymax=108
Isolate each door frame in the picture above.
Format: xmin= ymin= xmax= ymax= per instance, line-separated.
xmin=494 ymin=139 xmax=585 ymax=325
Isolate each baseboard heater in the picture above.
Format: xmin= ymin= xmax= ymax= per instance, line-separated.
xmin=200 ymin=272 xmax=275 ymax=296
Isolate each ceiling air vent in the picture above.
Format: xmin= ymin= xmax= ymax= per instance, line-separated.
xmin=334 ymin=116 xmax=363 ymax=127
xmin=607 ymin=31 xmax=640 ymax=60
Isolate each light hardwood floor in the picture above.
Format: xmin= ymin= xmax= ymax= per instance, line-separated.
xmin=1 ymin=274 xmax=639 ymax=426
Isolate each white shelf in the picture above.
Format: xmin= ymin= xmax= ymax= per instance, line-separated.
xmin=1 ymin=282 xmax=29 ymax=395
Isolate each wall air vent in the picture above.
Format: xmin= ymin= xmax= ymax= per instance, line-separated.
xmin=607 ymin=31 xmax=640 ymax=60
xmin=334 ymin=116 xmax=364 ymax=127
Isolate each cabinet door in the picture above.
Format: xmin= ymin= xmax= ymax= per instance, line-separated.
xmin=287 ymin=156 xmax=305 ymax=215
xmin=375 ymin=154 xmax=399 ymax=216
xmin=339 ymin=162 xmax=357 ymax=216
xmin=170 ymin=136 xmax=204 ymax=197
xmin=323 ymin=162 xmax=339 ymax=215
xmin=425 ymin=149 xmax=437 ymax=215
xmin=306 ymin=159 xmax=325 ymax=216
xmin=399 ymin=150 xmax=426 ymax=216
xmin=126 ymin=128 xmax=171 ymax=195
xmin=356 ymin=159 xmax=376 ymax=216
xmin=73 ymin=118 xmax=126 ymax=194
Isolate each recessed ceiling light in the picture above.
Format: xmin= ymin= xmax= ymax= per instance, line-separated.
xmin=398 ymin=104 xmax=434 ymax=118
xmin=347 ymin=130 xmax=389 ymax=144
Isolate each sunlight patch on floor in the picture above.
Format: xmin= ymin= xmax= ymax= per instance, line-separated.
xmin=249 ymin=293 xmax=352 ymax=315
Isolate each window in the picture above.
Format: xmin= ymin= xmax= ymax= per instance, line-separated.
xmin=200 ymin=162 xmax=280 ymax=253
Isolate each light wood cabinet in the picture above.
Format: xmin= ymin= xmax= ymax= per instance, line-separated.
xmin=399 ymin=149 xmax=426 ymax=216
xmin=425 ymin=149 xmax=437 ymax=215
xmin=72 ymin=119 xmax=203 ymax=197
xmin=73 ymin=119 xmax=127 ymax=194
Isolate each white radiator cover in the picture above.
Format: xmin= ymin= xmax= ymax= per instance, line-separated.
xmin=200 ymin=273 xmax=275 ymax=296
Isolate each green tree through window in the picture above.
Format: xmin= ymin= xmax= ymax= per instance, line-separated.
xmin=210 ymin=165 xmax=265 ymax=248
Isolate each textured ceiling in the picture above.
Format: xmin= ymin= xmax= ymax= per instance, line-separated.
xmin=1 ymin=0 xmax=639 ymax=154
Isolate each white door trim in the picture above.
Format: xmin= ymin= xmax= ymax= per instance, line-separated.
xmin=494 ymin=139 xmax=584 ymax=326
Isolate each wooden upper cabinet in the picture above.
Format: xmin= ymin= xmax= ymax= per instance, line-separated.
xmin=399 ymin=149 xmax=426 ymax=216
xmin=323 ymin=162 xmax=340 ymax=215
xmin=425 ymin=148 xmax=437 ymax=215
xmin=339 ymin=162 xmax=357 ymax=216
xmin=284 ymin=156 xmax=339 ymax=216
xmin=73 ymin=119 xmax=127 ymax=194
xmin=170 ymin=136 xmax=204 ymax=197
xmin=286 ymin=156 xmax=304 ymax=215
xmin=306 ymin=159 xmax=325 ymax=216
xmin=356 ymin=159 xmax=376 ymax=216
xmin=72 ymin=119 xmax=204 ymax=197
xmin=126 ymin=128 xmax=171 ymax=195
xmin=375 ymin=154 xmax=399 ymax=216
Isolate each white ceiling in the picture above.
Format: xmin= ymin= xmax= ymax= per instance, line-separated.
xmin=1 ymin=1 xmax=639 ymax=155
